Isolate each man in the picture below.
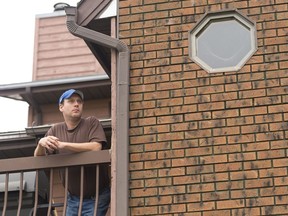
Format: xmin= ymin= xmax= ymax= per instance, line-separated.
xmin=34 ymin=89 xmax=110 ymax=216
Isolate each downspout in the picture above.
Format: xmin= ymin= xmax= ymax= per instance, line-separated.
xmin=65 ymin=7 xmax=130 ymax=216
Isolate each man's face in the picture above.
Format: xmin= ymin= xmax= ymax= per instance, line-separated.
xmin=59 ymin=94 xmax=83 ymax=118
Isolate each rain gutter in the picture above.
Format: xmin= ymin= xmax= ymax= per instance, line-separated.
xmin=65 ymin=7 xmax=130 ymax=216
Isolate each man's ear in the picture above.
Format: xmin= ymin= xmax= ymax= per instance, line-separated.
xmin=59 ymin=104 xmax=64 ymax=112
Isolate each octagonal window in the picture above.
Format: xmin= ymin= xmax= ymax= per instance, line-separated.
xmin=189 ymin=10 xmax=257 ymax=73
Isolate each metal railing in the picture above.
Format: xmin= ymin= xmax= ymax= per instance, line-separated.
xmin=0 ymin=150 xmax=111 ymax=216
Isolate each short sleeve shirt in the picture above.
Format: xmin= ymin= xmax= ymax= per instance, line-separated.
xmin=46 ymin=116 xmax=110 ymax=197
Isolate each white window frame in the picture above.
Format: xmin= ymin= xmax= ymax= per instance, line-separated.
xmin=188 ymin=10 xmax=257 ymax=73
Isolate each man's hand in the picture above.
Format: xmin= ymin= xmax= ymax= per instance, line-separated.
xmin=34 ymin=136 xmax=59 ymax=156
xmin=38 ymin=136 xmax=59 ymax=151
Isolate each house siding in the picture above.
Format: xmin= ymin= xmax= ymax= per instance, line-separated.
xmin=33 ymin=14 xmax=105 ymax=81
xmin=35 ymin=98 xmax=111 ymax=125
xmin=119 ymin=1 xmax=288 ymax=215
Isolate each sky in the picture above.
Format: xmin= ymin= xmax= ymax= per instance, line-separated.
xmin=0 ymin=1 xmax=79 ymax=132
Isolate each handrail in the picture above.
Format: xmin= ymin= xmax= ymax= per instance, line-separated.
xmin=0 ymin=150 xmax=111 ymax=174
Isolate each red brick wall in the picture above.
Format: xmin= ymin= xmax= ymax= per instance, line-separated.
xmin=119 ymin=0 xmax=288 ymax=215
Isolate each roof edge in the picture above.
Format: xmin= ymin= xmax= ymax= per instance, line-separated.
xmin=0 ymin=74 xmax=109 ymax=91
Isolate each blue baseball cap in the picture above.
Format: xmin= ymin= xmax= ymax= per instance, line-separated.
xmin=59 ymin=89 xmax=84 ymax=104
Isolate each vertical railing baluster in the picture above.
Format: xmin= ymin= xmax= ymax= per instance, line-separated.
xmin=78 ymin=166 xmax=84 ymax=216
xmin=16 ymin=172 xmax=24 ymax=216
xmin=62 ymin=167 xmax=68 ymax=216
xmin=2 ymin=173 xmax=9 ymax=216
xmin=33 ymin=170 xmax=39 ymax=216
xmin=47 ymin=168 xmax=54 ymax=216
xmin=93 ymin=165 xmax=99 ymax=216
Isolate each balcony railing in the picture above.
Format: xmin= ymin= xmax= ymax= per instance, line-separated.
xmin=0 ymin=150 xmax=111 ymax=216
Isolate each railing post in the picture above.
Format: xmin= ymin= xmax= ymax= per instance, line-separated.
xmin=2 ymin=173 xmax=9 ymax=216
xmin=16 ymin=172 xmax=24 ymax=216
xmin=32 ymin=171 xmax=39 ymax=216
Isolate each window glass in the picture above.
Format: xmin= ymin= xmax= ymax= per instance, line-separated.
xmin=197 ymin=19 xmax=251 ymax=68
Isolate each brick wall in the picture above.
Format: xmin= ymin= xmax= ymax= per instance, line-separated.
xmin=119 ymin=0 xmax=288 ymax=215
